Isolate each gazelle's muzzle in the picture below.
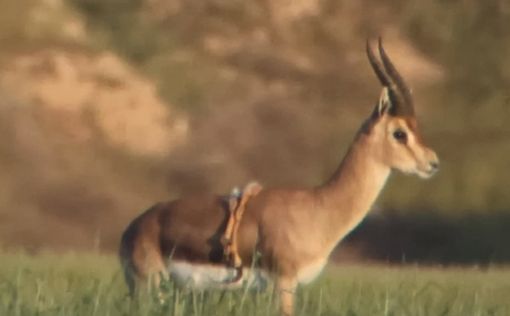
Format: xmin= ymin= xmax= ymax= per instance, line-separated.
xmin=417 ymin=148 xmax=439 ymax=178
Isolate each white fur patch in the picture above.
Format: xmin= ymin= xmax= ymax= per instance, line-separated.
xmin=168 ymin=261 xmax=270 ymax=290
xmin=296 ymin=259 xmax=327 ymax=284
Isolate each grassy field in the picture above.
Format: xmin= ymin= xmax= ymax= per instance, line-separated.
xmin=1 ymin=252 xmax=510 ymax=316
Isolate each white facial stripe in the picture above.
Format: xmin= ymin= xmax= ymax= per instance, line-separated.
xmin=406 ymin=128 xmax=416 ymax=145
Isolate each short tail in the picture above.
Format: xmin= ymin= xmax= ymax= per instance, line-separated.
xmin=119 ymin=228 xmax=137 ymax=297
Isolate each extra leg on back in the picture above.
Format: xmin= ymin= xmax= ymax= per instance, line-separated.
xmin=222 ymin=181 xmax=262 ymax=270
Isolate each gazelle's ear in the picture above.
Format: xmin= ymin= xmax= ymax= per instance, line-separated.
xmin=374 ymin=87 xmax=392 ymax=117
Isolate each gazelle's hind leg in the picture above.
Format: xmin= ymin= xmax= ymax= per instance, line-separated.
xmin=131 ymin=243 xmax=169 ymax=300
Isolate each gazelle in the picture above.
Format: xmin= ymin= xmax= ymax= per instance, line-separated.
xmin=119 ymin=38 xmax=439 ymax=315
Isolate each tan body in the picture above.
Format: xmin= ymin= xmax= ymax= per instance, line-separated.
xmin=119 ymin=39 xmax=439 ymax=315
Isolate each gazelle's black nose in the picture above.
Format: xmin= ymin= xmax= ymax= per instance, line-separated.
xmin=429 ymin=161 xmax=440 ymax=171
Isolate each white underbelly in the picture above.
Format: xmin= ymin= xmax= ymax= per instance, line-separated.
xmin=168 ymin=261 xmax=270 ymax=290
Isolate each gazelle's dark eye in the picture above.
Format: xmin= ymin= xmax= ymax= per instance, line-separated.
xmin=393 ymin=129 xmax=407 ymax=144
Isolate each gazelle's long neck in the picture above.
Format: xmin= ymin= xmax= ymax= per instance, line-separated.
xmin=317 ymin=130 xmax=391 ymax=244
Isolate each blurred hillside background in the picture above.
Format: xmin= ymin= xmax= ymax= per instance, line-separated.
xmin=0 ymin=0 xmax=509 ymax=264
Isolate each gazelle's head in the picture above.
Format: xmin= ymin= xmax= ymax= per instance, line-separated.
xmin=363 ymin=39 xmax=439 ymax=179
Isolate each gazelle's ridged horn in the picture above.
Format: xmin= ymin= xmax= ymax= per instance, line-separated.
xmin=366 ymin=39 xmax=390 ymax=87
xmin=377 ymin=37 xmax=414 ymax=115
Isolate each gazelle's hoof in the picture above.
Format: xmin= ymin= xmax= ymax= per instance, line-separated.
xmin=224 ymin=266 xmax=243 ymax=284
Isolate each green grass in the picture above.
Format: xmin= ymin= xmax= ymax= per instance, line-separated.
xmin=1 ymin=252 xmax=510 ymax=316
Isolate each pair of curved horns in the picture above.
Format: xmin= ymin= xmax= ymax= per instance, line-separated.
xmin=366 ymin=38 xmax=414 ymax=116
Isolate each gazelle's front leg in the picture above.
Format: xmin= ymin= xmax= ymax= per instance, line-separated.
xmin=276 ymin=276 xmax=297 ymax=316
